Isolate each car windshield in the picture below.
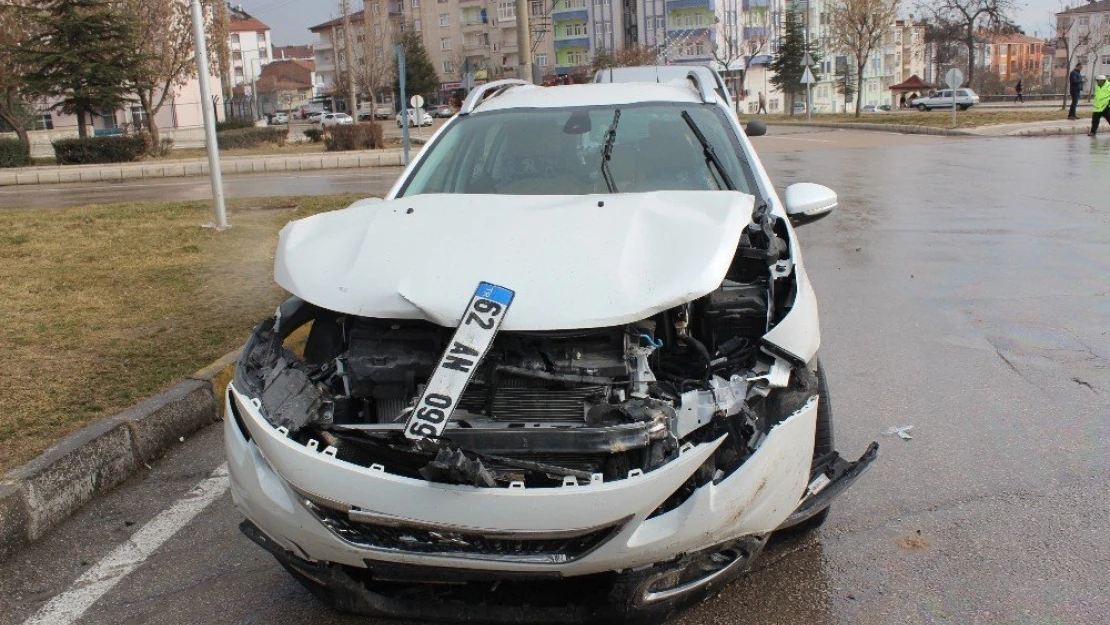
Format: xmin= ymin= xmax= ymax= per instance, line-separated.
xmin=397 ymin=102 xmax=760 ymax=197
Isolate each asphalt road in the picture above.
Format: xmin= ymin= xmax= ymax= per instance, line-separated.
xmin=2 ymin=131 xmax=1109 ymax=625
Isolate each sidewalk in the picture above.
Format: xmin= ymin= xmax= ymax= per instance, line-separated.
xmin=767 ymin=117 xmax=1089 ymax=137
xmin=0 ymin=146 xmax=419 ymax=187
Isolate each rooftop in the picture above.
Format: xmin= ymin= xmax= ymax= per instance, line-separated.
xmin=227 ymin=7 xmax=270 ymax=33
xmin=273 ymin=45 xmax=314 ymax=60
xmin=1057 ymin=0 xmax=1110 ymax=14
xmin=309 ymin=11 xmax=367 ymax=32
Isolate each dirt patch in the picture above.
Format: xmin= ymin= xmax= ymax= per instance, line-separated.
xmin=894 ymin=531 xmax=932 ymax=552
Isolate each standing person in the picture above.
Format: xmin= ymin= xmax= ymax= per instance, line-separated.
xmin=1069 ymin=63 xmax=1085 ymax=120
xmin=1088 ymin=75 xmax=1110 ymax=137
xmin=899 ymin=93 xmax=907 ymax=109
xmin=757 ymin=91 xmax=767 ymax=114
xmin=1014 ymin=78 xmax=1024 ymax=103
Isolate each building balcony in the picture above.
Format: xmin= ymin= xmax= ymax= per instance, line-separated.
xmin=666 ymin=0 xmax=714 ymax=11
xmin=667 ymin=27 xmax=711 ymax=41
xmin=742 ymin=0 xmax=767 ymax=8
xmin=554 ymin=37 xmax=590 ymax=50
xmin=552 ymin=9 xmax=589 ymax=22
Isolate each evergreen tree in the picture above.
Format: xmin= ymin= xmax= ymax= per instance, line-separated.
xmin=17 ymin=0 xmax=143 ymax=138
xmin=835 ymin=56 xmax=856 ymax=111
xmin=393 ymin=31 xmax=439 ymax=102
xmin=769 ymin=5 xmax=819 ymax=115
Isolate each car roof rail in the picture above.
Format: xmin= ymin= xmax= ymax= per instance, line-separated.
xmin=460 ymin=79 xmax=528 ymax=116
xmin=685 ymin=70 xmax=716 ymax=105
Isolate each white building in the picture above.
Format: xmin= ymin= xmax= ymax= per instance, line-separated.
xmin=227 ymin=6 xmax=273 ymax=90
xmin=1056 ymin=0 xmax=1110 ymax=93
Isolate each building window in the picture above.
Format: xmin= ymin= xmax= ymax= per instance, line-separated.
xmin=497 ymin=2 xmax=515 ymax=20
xmin=412 ymin=0 xmax=420 ymax=8
xmin=566 ymin=50 xmax=587 ymax=65
xmin=230 ymin=33 xmax=240 ymax=45
xmin=375 ymin=25 xmax=382 ymax=36
xmin=564 ymin=22 xmax=587 ymax=36
xmin=130 ymin=106 xmax=147 ymax=127
xmin=1103 ymin=55 xmax=1110 ymax=65
xmin=35 ymin=113 xmax=54 ymax=130
xmin=99 ymin=110 xmax=118 ymax=129
xmin=414 ymin=18 xmax=421 ymax=30
xmin=232 ymin=50 xmax=242 ymax=61
xmin=536 ymin=52 xmax=548 ymax=66
xmin=444 ymin=60 xmax=454 ymax=72
xmin=441 ymin=37 xmax=452 ymax=50
xmin=439 ymin=12 xmax=449 ymax=26
xmin=531 ymin=0 xmax=543 ymax=15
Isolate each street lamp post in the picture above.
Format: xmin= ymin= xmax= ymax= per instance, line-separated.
xmin=189 ymin=0 xmax=227 ymax=229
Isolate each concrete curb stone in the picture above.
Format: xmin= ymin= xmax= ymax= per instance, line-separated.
xmin=0 ymin=350 xmax=240 ymax=561
xmin=767 ymin=121 xmax=977 ymax=136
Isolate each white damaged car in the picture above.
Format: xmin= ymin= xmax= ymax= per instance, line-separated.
xmin=225 ymin=77 xmax=877 ymax=624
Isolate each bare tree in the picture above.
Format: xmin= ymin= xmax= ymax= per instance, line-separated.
xmin=123 ymin=0 xmax=225 ymax=148
xmin=1081 ymin=16 xmax=1110 ymax=101
xmin=354 ymin=1 xmax=394 ymax=113
xmin=711 ymin=0 xmax=745 ymax=115
xmin=830 ymin=0 xmax=899 ymax=117
xmin=0 ymin=0 xmax=38 ymax=156
xmin=920 ymin=0 xmax=1014 ymax=85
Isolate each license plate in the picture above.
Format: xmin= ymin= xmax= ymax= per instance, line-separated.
xmin=404 ymin=282 xmax=515 ymax=440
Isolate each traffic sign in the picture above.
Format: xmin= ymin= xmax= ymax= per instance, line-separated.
xmin=800 ymin=66 xmax=816 ymax=85
xmin=410 ymin=94 xmax=425 ymax=108
xmin=944 ymin=68 xmax=964 ymax=90
xmin=802 ymin=52 xmax=815 ymax=67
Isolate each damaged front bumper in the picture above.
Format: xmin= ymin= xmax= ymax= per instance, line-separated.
xmin=225 ymin=383 xmax=876 ymax=621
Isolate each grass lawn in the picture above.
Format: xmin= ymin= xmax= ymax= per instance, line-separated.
xmin=761 ymin=109 xmax=1073 ymax=129
xmin=0 ymin=193 xmax=363 ymax=472
xmin=167 ymin=141 xmax=326 ymax=160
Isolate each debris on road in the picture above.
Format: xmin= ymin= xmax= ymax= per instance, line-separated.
xmin=884 ymin=425 xmax=914 ymax=441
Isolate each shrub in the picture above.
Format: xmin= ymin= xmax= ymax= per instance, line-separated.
xmin=216 ymin=127 xmax=288 ymax=150
xmin=215 ymin=118 xmax=256 ymax=132
xmin=52 ymin=135 xmax=148 ymax=165
xmin=303 ymin=128 xmax=323 ymax=143
xmin=323 ymin=122 xmax=384 ymax=152
xmin=0 ymin=139 xmax=31 ymax=168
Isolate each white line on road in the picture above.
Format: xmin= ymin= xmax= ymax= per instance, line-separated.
xmin=20 ymin=464 xmax=230 ymax=625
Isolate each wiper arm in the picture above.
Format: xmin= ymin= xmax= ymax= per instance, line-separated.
xmin=681 ymin=110 xmax=736 ymax=191
xmin=600 ymin=109 xmax=621 ymax=193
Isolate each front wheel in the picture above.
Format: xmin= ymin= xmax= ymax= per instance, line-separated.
xmin=916 ymin=103 xmax=928 ymax=112
xmin=959 ymin=105 xmax=970 ymax=111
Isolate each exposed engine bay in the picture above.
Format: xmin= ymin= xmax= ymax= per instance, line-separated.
xmin=233 ymin=203 xmax=822 ymax=497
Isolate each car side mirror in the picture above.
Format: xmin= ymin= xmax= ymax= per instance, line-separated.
xmin=784 ymin=183 xmax=836 ymax=225
xmin=745 ymin=120 xmax=767 ymax=137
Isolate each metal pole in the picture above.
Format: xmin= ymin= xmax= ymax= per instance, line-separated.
xmin=805 ymin=0 xmax=811 ymax=122
xmin=515 ymin=0 xmax=533 ymax=83
xmin=396 ymin=44 xmax=410 ymax=164
xmin=190 ymin=0 xmax=228 ymax=230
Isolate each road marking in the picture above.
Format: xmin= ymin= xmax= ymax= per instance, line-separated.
xmin=21 ymin=464 xmax=230 ymax=625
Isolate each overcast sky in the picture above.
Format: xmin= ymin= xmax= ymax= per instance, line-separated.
xmin=241 ymin=0 xmax=1066 ymax=48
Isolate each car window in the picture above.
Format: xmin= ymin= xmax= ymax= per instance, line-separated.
xmin=957 ymin=90 xmax=970 ymax=97
xmin=399 ymin=103 xmax=760 ymax=198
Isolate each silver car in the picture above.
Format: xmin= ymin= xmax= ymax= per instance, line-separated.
xmin=912 ymin=88 xmax=980 ymax=111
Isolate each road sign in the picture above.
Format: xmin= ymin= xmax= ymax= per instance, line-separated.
xmin=801 ymin=66 xmax=816 ymax=85
xmin=410 ymin=94 xmax=425 ymax=108
xmin=802 ymin=52 xmax=815 ymax=67
xmin=944 ymin=68 xmax=964 ymax=90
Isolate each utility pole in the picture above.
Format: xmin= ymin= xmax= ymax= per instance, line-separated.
xmin=396 ymin=44 xmax=410 ymax=164
xmin=515 ymin=0 xmax=533 ymax=83
xmin=804 ymin=0 xmax=812 ymax=122
xmin=341 ymin=0 xmax=358 ymax=114
xmin=189 ymin=0 xmax=228 ymax=230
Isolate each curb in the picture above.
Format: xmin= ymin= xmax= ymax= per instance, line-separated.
xmin=767 ymin=121 xmax=977 ymax=136
xmin=0 ymin=146 xmax=421 ymax=187
xmin=0 ymin=349 xmax=240 ymax=561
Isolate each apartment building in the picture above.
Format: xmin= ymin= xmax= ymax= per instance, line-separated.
xmin=310 ymin=0 xmax=557 ymax=105
xmin=984 ymin=32 xmax=1045 ymax=82
xmin=227 ymin=7 xmax=274 ymax=89
xmin=1056 ymin=0 xmax=1110 ymax=91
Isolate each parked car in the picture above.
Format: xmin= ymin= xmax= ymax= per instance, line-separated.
xmin=911 ymin=88 xmax=980 ymax=111
xmin=306 ymin=110 xmax=330 ymax=123
xmin=227 ymin=78 xmax=877 ymax=625
xmin=793 ymin=101 xmax=807 ymax=114
xmin=317 ymin=112 xmax=354 ymax=127
xmin=396 ymin=107 xmax=434 ymax=127
xmin=271 ymin=112 xmax=290 ymax=124
xmin=430 ymin=104 xmax=454 ymax=118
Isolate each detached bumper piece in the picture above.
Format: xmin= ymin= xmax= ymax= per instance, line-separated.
xmin=777 ymin=442 xmax=879 ymax=531
xmin=241 ymin=519 xmax=768 ymax=625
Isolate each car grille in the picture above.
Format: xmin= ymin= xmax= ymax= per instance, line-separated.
xmin=458 ymin=383 xmax=607 ymax=422
xmin=305 ymin=500 xmax=621 ymax=564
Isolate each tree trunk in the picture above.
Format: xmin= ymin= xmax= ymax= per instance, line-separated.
xmin=140 ymin=94 xmax=160 ymax=148
xmin=0 ymin=109 xmax=31 ymax=157
xmin=855 ymin=63 xmax=865 ymax=118
xmin=964 ymin=28 xmax=975 ymax=86
xmin=77 ymin=111 xmax=88 ymax=139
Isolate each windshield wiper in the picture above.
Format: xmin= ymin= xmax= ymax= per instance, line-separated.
xmin=600 ymin=109 xmax=621 ymax=193
xmin=681 ymin=110 xmax=736 ymax=191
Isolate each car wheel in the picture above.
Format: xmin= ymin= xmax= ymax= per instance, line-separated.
xmin=778 ymin=356 xmax=834 ymax=534
xmin=959 ymin=105 xmax=970 ymax=111
xmin=916 ymin=103 xmax=927 ymax=112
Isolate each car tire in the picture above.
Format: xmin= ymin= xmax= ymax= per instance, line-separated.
xmin=916 ymin=103 xmax=927 ymax=112
xmin=959 ymin=105 xmax=970 ymax=111
xmin=777 ymin=356 xmax=834 ymax=534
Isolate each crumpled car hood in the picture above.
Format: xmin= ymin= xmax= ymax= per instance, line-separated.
xmin=274 ymin=191 xmax=755 ymax=331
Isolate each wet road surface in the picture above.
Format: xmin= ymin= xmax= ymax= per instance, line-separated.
xmin=2 ymin=132 xmax=1109 ymax=625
